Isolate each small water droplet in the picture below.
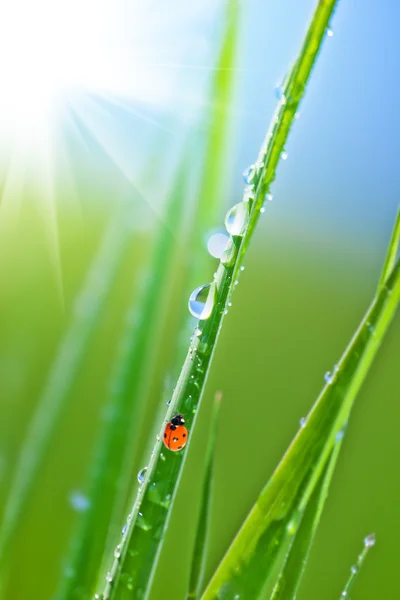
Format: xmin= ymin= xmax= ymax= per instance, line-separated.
xmin=94 ymin=594 xmax=102 ymax=599
xmin=228 ymin=302 xmax=232 ymax=307
xmin=281 ymin=151 xmax=288 ymax=160
xmin=300 ymin=417 xmax=307 ymax=428
xmin=335 ymin=429 xmax=345 ymax=442
xmin=207 ymin=231 xmax=230 ymax=259
xmin=114 ymin=545 xmax=122 ymax=559
xmin=194 ymin=327 xmax=202 ymax=337
xmin=122 ymin=523 xmax=127 ymax=535
xmin=240 ymin=266 xmax=245 ymax=272
xmin=137 ymin=467 xmax=147 ymax=484
xmin=160 ymin=453 xmax=166 ymax=462
xmin=69 ymin=491 xmax=90 ymax=512
xmin=189 ymin=282 xmax=217 ymax=320
xmin=294 ymin=112 xmax=300 ymax=119
xmin=260 ymin=206 xmax=265 ymax=213
xmin=341 ymin=593 xmax=347 ymax=598
xmin=351 ymin=564 xmax=358 ymax=574
xmin=166 ymin=399 xmax=171 ymax=406
xmin=364 ymin=533 xmax=376 ymax=548
xmin=265 ymin=193 xmax=273 ymax=202
xmin=106 ymin=572 xmax=113 ymax=583
xmin=137 ymin=512 xmax=151 ymax=531
xmin=275 ymin=84 xmax=285 ymax=102
xmin=327 ymin=28 xmax=334 ymax=37
xmin=225 ymin=202 xmax=250 ymax=237
xmin=156 ymin=434 xmax=161 ymax=441
xmin=242 ymin=164 xmax=256 ymax=184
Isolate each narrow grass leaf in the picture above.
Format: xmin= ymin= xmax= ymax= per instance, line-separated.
xmin=200 ymin=257 xmax=399 ymax=599
xmin=269 ymin=439 xmax=343 ymax=600
xmin=338 ymin=533 xmax=376 ymax=599
xmin=57 ymin=158 xmax=190 ymax=600
xmin=0 ymin=211 xmax=130 ymax=570
xmin=187 ymin=392 xmax=222 ymax=600
xmin=378 ymin=205 xmax=400 ymax=289
xmin=98 ymin=1 xmax=340 ymax=598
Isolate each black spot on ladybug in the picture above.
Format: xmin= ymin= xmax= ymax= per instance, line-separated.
xmin=182 ymin=433 xmax=186 ymax=437
xmin=178 ymin=446 xmax=183 ymax=450
xmin=164 ymin=433 xmax=167 ymax=438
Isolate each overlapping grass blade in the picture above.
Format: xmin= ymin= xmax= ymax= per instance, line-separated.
xmin=187 ymin=393 xmax=222 ymax=600
xmin=0 ymin=210 xmax=130 ymax=570
xmin=200 ymin=237 xmax=399 ymax=599
xmin=98 ymin=1 xmax=338 ymax=599
xmin=269 ymin=440 xmax=342 ymax=600
xmin=57 ymin=159 xmax=190 ymax=600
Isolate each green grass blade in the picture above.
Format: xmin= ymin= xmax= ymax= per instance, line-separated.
xmin=269 ymin=439 xmax=343 ymax=600
xmin=379 ymin=205 xmax=400 ymax=288
xmin=339 ymin=533 xmax=376 ymax=599
xmin=97 ymin=1 xmax=340 ymax=598
xmin=200 ymin=251 xmax=399 ymax=599
xmin=0 ymin=212 xmax=130 ymax=570
xmin=187 ymin=392 xmax=222 ymax=600
xmin=57 ymin=160 xmax=189 ymax=600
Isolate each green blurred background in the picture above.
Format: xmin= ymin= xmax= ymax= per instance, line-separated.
xmin=0 ymin=0 xmax=399 ymax=599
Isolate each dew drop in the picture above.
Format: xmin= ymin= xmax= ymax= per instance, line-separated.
xmin=189 ymin=282 xmax=216 ymax=320
xmin=300 ymin=417 xmax=307 ymax=428
xmin=335 ymin=429 xmax=345 ymax=442
xmin=114 ymin=545 xmax=122 ymax=559
xmin=260 ymin=206 xmax=265 ymax=213
xmin=265 ymin=193 xmax=273 ymax=202
xmin=194 ymin=327 xmax=202 ymax=337
xmin=137 ymin=467 xmax=147 ymax=484
xmin=122 ymin=523 xmax=127 ymax=535
xmin=225 ymin=202 xmax=250 ymax=237
xmin=281 ymin=151 xmax=288 ymax=160
xmin=156 ymin=434 xmax=161 ymax=441
xmin=351 ymin=565 xmax=358 ymax=574
xmin=275 ymin=84 xmax=285 ymax=102
xmin=364 ymin=533 xmax=376 ymax=548
xmin=242 ymin=164 xmax=256 ymax=184
xmin=294 ymin=112 xmax=300 ymax=120
xmin=69 ymin=491 xmax=90 ymax=512
xmin=341 ymin=593 xmax=347 ymax=598
xmin=137 ymin=512 xmax=151 ymax=531
xmin=106 ymin=573 xmax=113 ymax=583
xmin=166 ymin=399 xmax=171 ymax=406
xmin=324 ymin=371 xmax=334 ymax=384
xmin=327 ymin=28 xmax=334 ymax=37
xmin=207 ymin=231 xmax=230 ymax=259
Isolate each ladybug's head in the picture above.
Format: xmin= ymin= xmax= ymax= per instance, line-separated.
xmin=170 ymin=413 xmax=185 ymax=428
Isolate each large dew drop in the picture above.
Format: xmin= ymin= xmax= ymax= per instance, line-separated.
xmin=137 ymin=467 xmax=147 ymax=484
xmin=242 ymin=164 xmax=256 ymax=184
xmin=225 ymin=202 xmax=250 ymax=237
xmin=189 ymin=282 xmax=216 ymax=320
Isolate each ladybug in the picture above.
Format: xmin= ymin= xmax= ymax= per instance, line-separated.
xmin=163 ymin=414 xmax=188 ymax=452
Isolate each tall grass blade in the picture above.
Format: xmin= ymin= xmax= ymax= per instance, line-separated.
xmin=0 ymin=211 xmax=130 ymax=570
xmin=99 ymin=1 xmax=339 ymax=599
xmin=187 ymin=393 xmax=222 ymax=600
xmin=57 ymin=159 xmax=190 ymax=600
xmin=378 ymin=206 xmax=400 ymax=288
xmin=200 ymin=256 xmax=399 ymax=599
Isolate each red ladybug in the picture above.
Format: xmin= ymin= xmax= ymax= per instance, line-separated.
xmin=163 ymin=414 xmax=188 ymax=452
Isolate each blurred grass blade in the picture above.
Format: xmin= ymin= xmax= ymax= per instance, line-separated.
xmin=0 ymin=211 xmax=130 ymax=569
xmin=187 ymin=393 xmax=222 ymax=600
xmin=200 ymin=257 xmax=399 ymax=599
xmin=379 ymin=206 xmax=400 ymax=288
xmin=57 ymin=159 xmax=190 ymax=600
xmin=98 ymin=1 xmax=340 ymax=599
xmin=339 ymin=533 xmax=376 ymax=599
xmin=270 ymin=439 xmax=342 ymax=600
